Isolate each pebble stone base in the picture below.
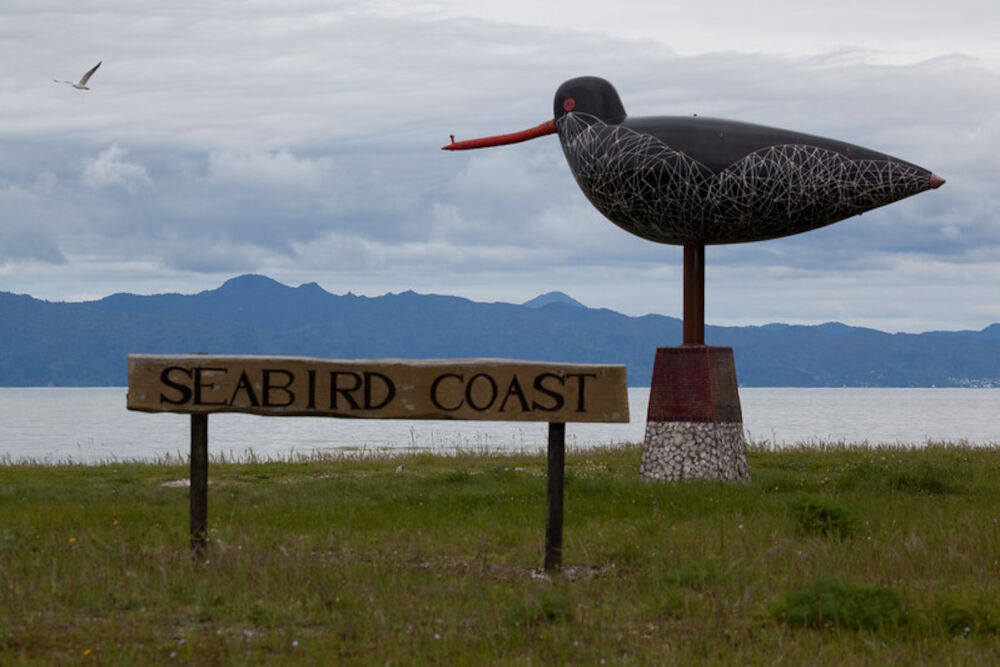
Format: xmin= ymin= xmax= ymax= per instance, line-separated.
xmin=639 ymin=346 xmax=750 ymax=482
xmin=640 ymin=421 xmax=750 ymax=481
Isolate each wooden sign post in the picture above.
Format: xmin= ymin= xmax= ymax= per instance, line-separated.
xmin=128 ymin=354 xmax=628 ymax=570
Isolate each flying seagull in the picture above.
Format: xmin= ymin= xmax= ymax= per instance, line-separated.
xmin=54 ymin=61 xmax=101 ymax=90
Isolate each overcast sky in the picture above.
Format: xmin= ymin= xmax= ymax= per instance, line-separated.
xmin=2 ymin=1 xmax=998 ymax=333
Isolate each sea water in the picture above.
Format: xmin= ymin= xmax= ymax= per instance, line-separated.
xmin=0 ymin=387 xmax=998 ymax=464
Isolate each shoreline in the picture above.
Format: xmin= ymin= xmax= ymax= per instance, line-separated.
xmin=4 ymin=439 xmax=1000 ymax=468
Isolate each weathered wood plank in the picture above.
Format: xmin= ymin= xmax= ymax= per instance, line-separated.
xmin=127 ymin=355 xmax=629 ymax=423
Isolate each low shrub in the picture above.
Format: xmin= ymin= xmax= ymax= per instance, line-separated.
xmin=773 ymin=575 xmax=904 ymax=630
xmin=939 ymin=595 xmax=1000 ymax=635
xmin=790 ymin=496 xmax=853 ymax=539
xmin=889 ymin=463 xmax=957 ymax=495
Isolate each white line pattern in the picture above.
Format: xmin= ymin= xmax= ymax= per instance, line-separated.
xmin=557 ymin=112 xmax=931 ymax=245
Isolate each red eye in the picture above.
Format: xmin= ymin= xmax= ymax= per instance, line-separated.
xmin=563 ymin=98 xmax=576 ymax=112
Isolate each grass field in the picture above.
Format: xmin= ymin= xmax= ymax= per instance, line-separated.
xmin=2 ymin=442 xmax=1000 ymax=664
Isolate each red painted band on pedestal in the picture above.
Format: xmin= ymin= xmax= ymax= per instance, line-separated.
xmin=645 ymin=346 xmax=743 ymax=423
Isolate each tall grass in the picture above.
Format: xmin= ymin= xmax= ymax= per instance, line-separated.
xmin=2 ymin=442 xmax=1000 ymax=663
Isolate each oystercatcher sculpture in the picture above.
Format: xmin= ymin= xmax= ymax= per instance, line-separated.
xmin=445 ymin=76 xmax=944 ymax=481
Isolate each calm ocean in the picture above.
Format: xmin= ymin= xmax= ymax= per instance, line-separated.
xmin=1 ymin=387 xmax=998 ymax=464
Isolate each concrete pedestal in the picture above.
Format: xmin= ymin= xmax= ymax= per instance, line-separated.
xmin=639 ymin=346 xmax=750 ymax=481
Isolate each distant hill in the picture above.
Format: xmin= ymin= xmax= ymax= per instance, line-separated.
xmin=1 ymin=274 xmax=998 ymax=387
xmin=522 ymin=291 xmax=586 ymax=309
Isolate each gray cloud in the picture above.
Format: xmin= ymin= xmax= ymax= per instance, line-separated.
xmin=81 ymin=144 xmax=151 ymax=191
xmin=0 ymin=2 xmax=996 ymax=331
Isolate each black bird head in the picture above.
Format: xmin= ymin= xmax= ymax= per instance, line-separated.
xmin=553 ymin=76 xmax=626 ymax=124
xmin=441 ymin=76 xmax=628 ymax=151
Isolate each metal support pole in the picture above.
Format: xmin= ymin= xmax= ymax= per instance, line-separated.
xmin=683 ymin=243 xmax=705 ymax=346
xmin=190 ymin=413 xmax=209 ymax=554
xmin=544 ymin=421 xmax=566 ymax=573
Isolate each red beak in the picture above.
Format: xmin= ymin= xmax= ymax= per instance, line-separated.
xmin=442 ymin=119 xmax=558 ymax=150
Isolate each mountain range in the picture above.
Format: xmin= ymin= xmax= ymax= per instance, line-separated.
xmin=2 ymin=274 xmax=998 ymax=387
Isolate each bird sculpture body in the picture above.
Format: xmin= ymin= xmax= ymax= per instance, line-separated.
xmin=54 ymin=61 xmax=101 ymax=90
xmin=445 ymin=76 xmax=944 ymax=245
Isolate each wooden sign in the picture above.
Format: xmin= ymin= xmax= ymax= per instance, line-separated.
xmin=127 ymin=355 xmax=629 ymax=423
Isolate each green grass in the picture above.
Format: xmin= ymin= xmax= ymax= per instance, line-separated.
xmin=3 ymin=442 xmax=1000 ymax=664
